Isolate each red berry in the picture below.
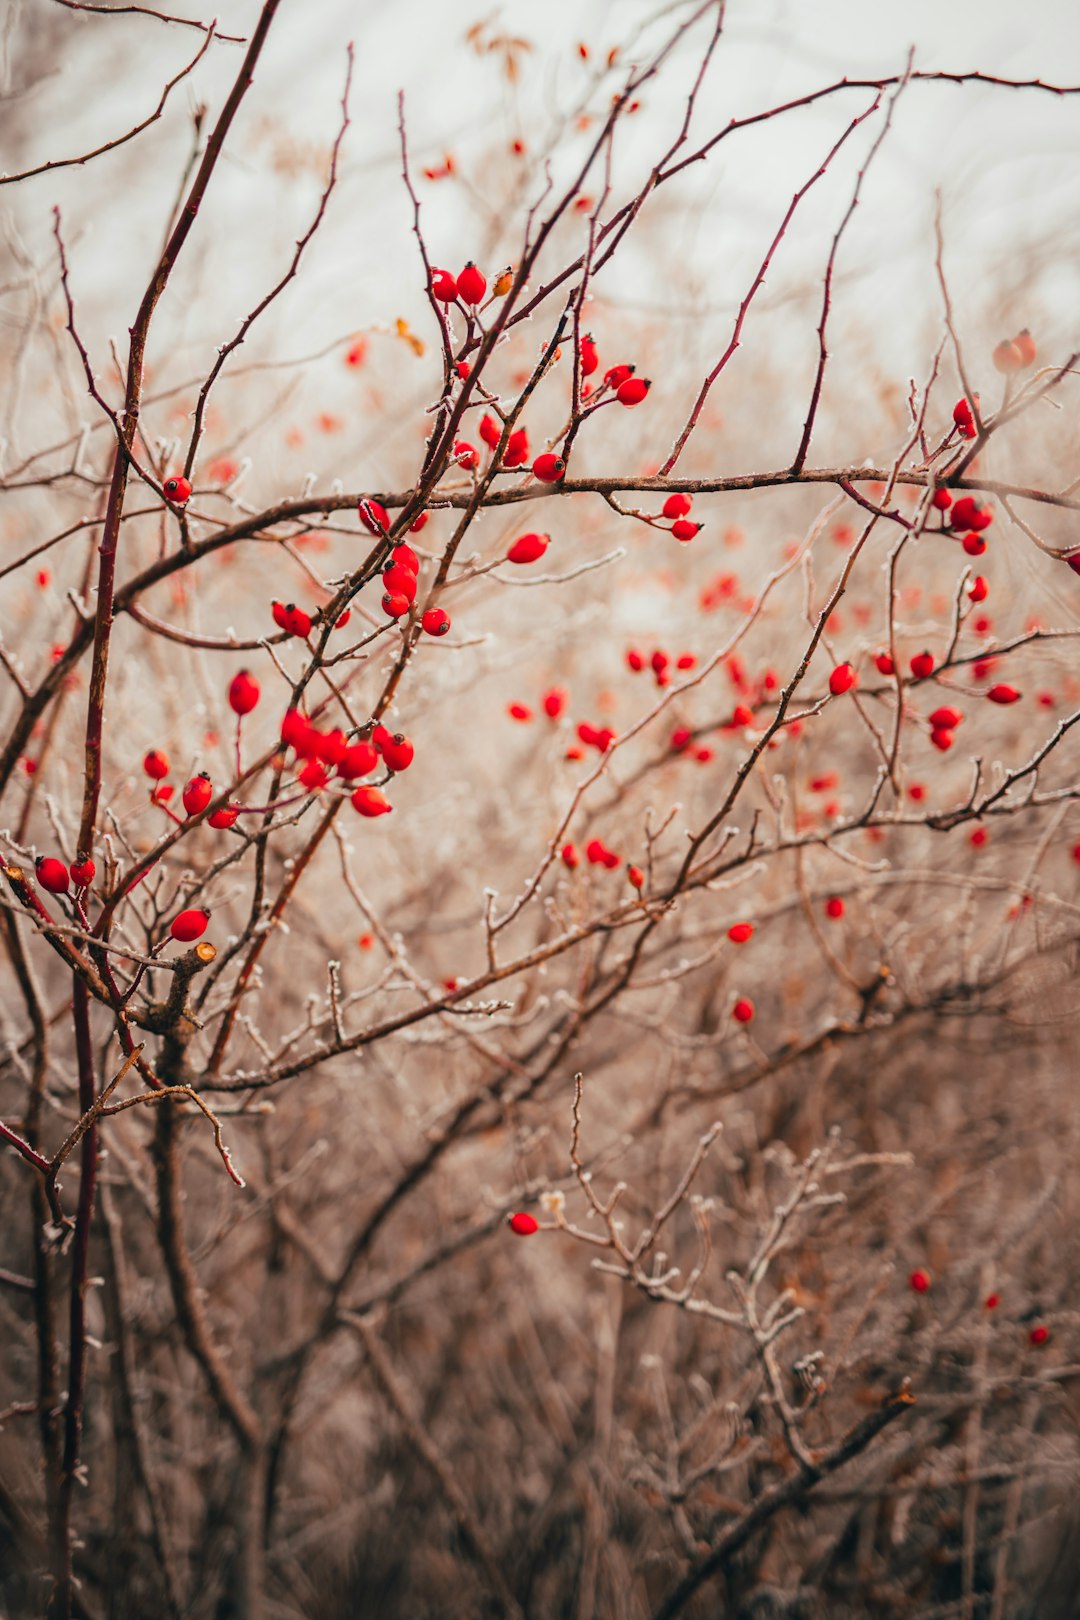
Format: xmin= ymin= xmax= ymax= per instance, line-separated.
xmin=182 ymin=773 xmax=213 ymax=816
xmin=409 ymin=511 xmax=429 ymax=533
xmin=1029 ymin=1322 xmax=1049 ymax=1346
xmin=626 ymin=649 xmax=645 ymax=672
xmin=454 ymin=440 xmax=479 ymax=470
xmin=824 ymin=896 xmax=845 ymax=919
xmin=910 ymin=650 xmax=935 ymax=679
xmin=382 ymin=591 xmax=411 ymax=619
xmin=351 ymin=786 xmax=392 ymax=817
xmin=272 ymin=601 xmax=312 ymax=638
xmin=504 ymin=428 xmax=530 ymax=468
xmin=358 ymin=498 xmax=390 ymax=535
xmin=382 ymin=733 xmax=415 ymax=772
xmin=929 ymin=706 xmax=963 ymax=730
xmin=732 ymin=997 xmax=755 ymax=1024
xmin=663 ymin=492 xmax=693 ymax=519
xmin=382 ymin=564 xmax=418 ymax=601
xmin=909 ymin=1268 xmax=931 ymax=1294
xmin=931 ymin=487 xmax=953 ymax=511
xmin=338 ymin=741 xmax=379 ymax=780
xmin=143 ymin=749 xmax=170 ymax=780
xmin=953 ymin=398 xmax=974 ymax=427
xmin=479 ymin=413 xmax=501 ymax=450
xmin=1013 ymin=328 xmax=1036 ymax=367
xmin=672 ymin=519 xmax=701 ymax=542
xmin=970 ymin=826 xmax=988 ymax=847
xmin=542 ymin=687 xmax=568 ymax=720
xmin=993 ymin=339 xmax=1023 ymax=374
xmin=421 ymin=607 xmax=451 ymax=636
xmin=508 ymin=702 xmax=533 ymax=722
xmin=391 ymin=543 xmax=420 ymax=574
xmin=69 ymin=857 xmax=96 ymax=888
xmin=616 ymin=376 xmax=650 ymax=407
xmin=967 ymin=575 xmax=989 ymax=603
xmin=208 ymin=804 xmax=241 ymax=829
xmin=532 ymin=453 xmax=565 ymax=484
xmin=829 ymin=662 xmax=857 ymax=696
xmin=931 ymin=728 xmax=953 ymax=751
xmin=627 ymin=864 xmax=645 ymax=889
xmin=298 ymin=758 xmax=329 ymax=791
xmin=456 ymin=262 xmax=487 ymax=305
xmin=580 ymin=333 xmax=598 ymax=376
xmin=561 ymin=843 xmax=580 ymax=869
xmin=170 ymin=909 xmax=209 ymax=943
xmin=315 ymin=729 xmax=347 ymax=767
xmin=508 ymin=1211 xmax=538 ymax=1236
xmin=228 ymin=669 xmax=260 ymax=716
xmin=728 ymin=922 xmax=753 ymax=943
xmin=281 ymin=709 xmax=315 ymax=755
xmin=163 ymin=474 xmax=192 ymax=506
xmin=431 ymin=268 xmax=457 ymax=302
xmin=987 ymin=684 xmax=1021 ymax=704
xmin=371 ymin=724 xmax=392 ymax=753
xmin=962 ymin=532 xmax=986 ymax=557
xmin=603 ymin=363 xmax=635 ymax=389
xmin=35 ymin=856 xmax=70 ymax=895
xmin=874 ymin=651 xmax=895 ymax=676
xmin=507 ymin=532 xmax=549 ymax=565
xmin=984 ymin=1292 xmax=1000 ymax=1309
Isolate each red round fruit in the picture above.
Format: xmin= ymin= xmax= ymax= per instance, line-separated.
xmin=382 ymin=564 xmax=417 ymax=601
xmin=542 ymin=687 xmax=568 ymax=720
xmin=431 ymin=268 xmax=457 ymax=302
xmin=909 ymin=1268 xmax=931 ymax=1294
xmin=228 ymin=670 xmax=260 ymax=716
xmin=561 ymin=843 xmax=580 ymax=869
xmin=627 ymin=864 xmax=645 ymax=889
xmin=532 ymin=453 xmax=565 ymax=484
xmin=931 ymin=487 xmax=952 ymax=511
xmin=421 ymin=607 xmax=451 ymax=637
xmin=337 ymin=741 xmax=379 ymax=780
xmin=182 ymin=773 xmax=213 ymax=816
xmin=381 ymin=733 xmax=415 ymax=772
xmin=208 ymin=804 xmax=241 ymax=829
xmin=390 ymin=543 xmax=420 ymax=575
xmin=967 ymin=576 xmax=989 ymax=603
xmin=298 ymin=758 xmax=329 ymax=791
xmin=454 ymin=440 xmax=479 ymax=470
xmin=728 ymin=922 xmax=753 ymax=943
xmin=874 ymin=651 xmax=895 ymax=676
xmin=70 ymin=857 xmax=96 ymax=888
xmin=993 ymin=339 xmax=1023 ymax=374
xmin=35 ymin=856 xmax=70 ymax=895
xmin=672 ymin=519 xmax=700 ymax=542
xmin=163 ymin=474 xmax=192 ymax=506
xmin=508 ymin=1211 xmax=538 ymax=1236
xmin=663 ymin=492 xmax=692 ymax=519
xmin=824 ymin=896 xmax=845 ymax=919
xmin=351 ymin=786 xmax=392 ymax=818
xmin=987 ymin=684 xmax=1021 ymax=704
xmin=1029 ymin=1322 xmax=1049 ymax=1346
xmin=910 ymin=650 xmax=935 ymax=679
xmin=409 ymin=511 xmax=429 ymax=533
xmin=143 ymin=749 xmax=170 ymax=780
xmin=580 ymin=333 xmax=598 ymax=377
xmin=507 ymin=532 xmax=549 ymax=565
xmin=732 ymin=997 xmax=755 ymax=1024
xmin=603 ymin=363 xmax=635 ymax=389
xmin=829 ymin=662 xmax=857 ymax=696
xmin=170 ymin=909 xmax=209 ymax=943
xmin=929 ymin=706 xmax=963 ymax=730
xmin=281 ymin=709 xmax=316 ymax=755
xmin=616 ymin=375 xmax=650 ymax=406
xmin=456 ymin=262 xmax=487 ymax=305
xmin=479 ymin=413 xmax=501 ymax=450
xmin=358 ymin=498 xmax=390 ymax=535
xmin=382 ymin=591 xmax=411 ymax=619
xmin=504 ymin=428 xmax=530 ymax=467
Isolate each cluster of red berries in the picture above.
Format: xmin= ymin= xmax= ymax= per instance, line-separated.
xmin=478 ymin=413 xmax=530 ymax=468
xmin=279 ymin=710 xmax=410 ymax=808
xmin=660 ymin=491 xmax=701 ymax=542
xmin=933 ymin=488 xmax=995 ymax=556
xmin=992 ymin=328 xmax=1037 ymax=374
xmin=952 ymin=397 xmax=980 ymax=440
xmin=626 ymin=647 xmax=696 ymax=687
xmin=35 ymin=854 xmax=95 ymax=895
xmin=928 ymin=704 xmax=963 ymax=752
xmin=431 ymin=261 xmax=489 ymax=307
xmin=578 ymin=335 xmax=651 ymax=408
